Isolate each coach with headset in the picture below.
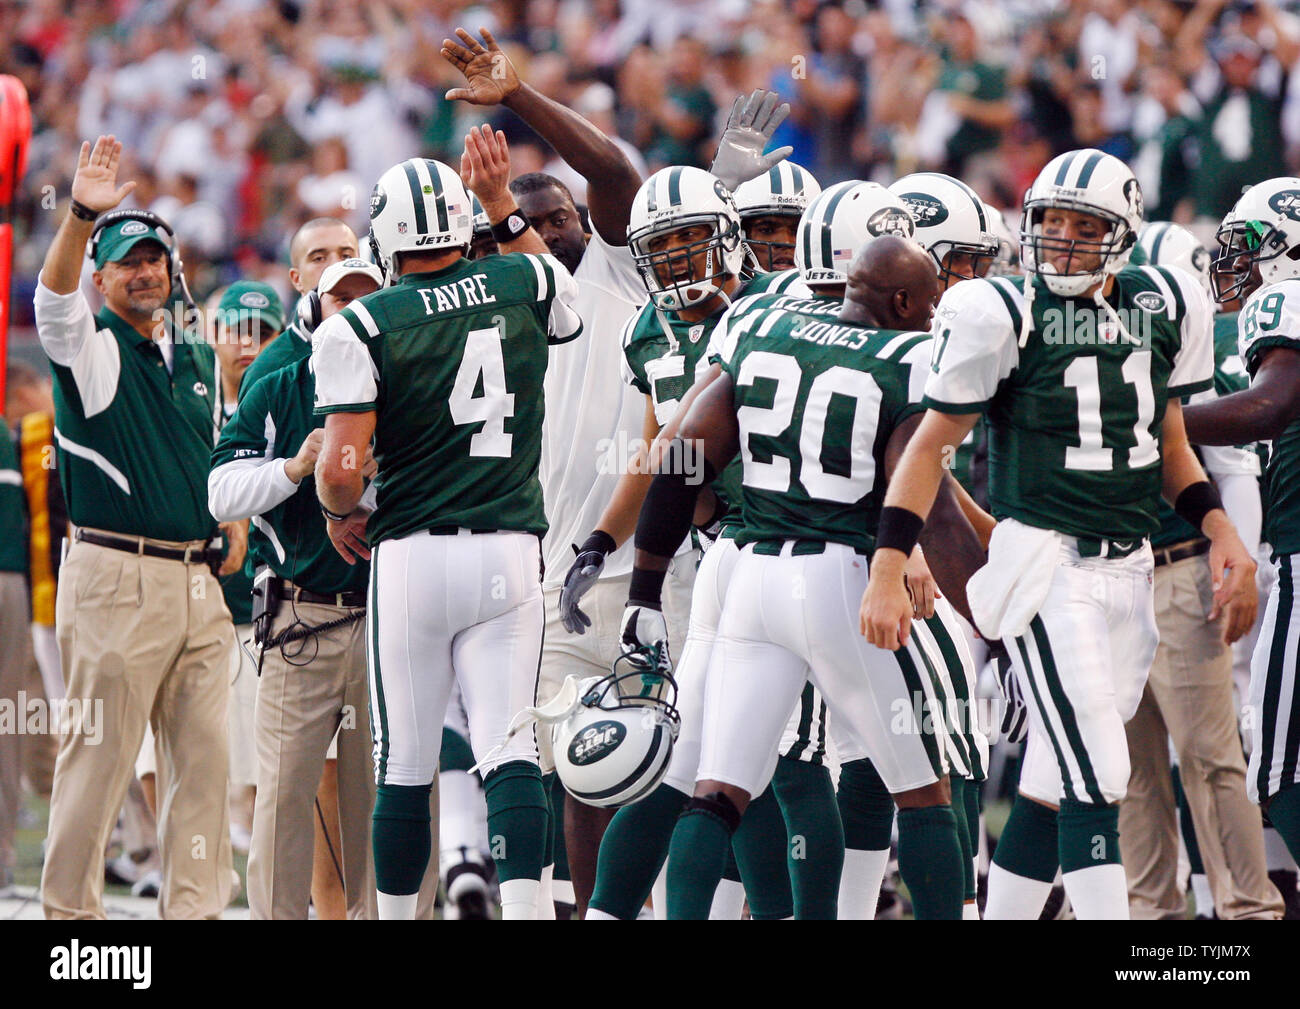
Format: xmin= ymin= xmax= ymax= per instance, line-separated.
xmin=34 ymin=135 xmax=242 ymax=919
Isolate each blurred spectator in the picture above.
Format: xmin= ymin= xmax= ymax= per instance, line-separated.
xmin=923 ymin=12 xmax=1014 ymax=177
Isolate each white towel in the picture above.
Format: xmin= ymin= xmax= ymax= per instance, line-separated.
xmin=968 ymin=519 xmax=1063 ymax=641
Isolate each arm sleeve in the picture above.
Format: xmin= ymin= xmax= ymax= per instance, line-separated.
xmin=34 ymin=281 xmax=122 ymax=418
xmin=922 ymin=280 xmax=1019 ymax=412
xmin=1217 ymin=470 xmax=1262 ymax=557
xmin=208 ymin=378 xmax=299 ymax=522
xmin=529 ymin=253 xmax=584 ymax=345
xmin=1166 ymin=266 xmax=1215 ymax=395
xmin=311 ymin=311 xmax=379 ymax=414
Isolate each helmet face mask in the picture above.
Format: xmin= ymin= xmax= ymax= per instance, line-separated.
xmin=934 ymin=242 xmax=996 ymax=287
xmin=741 ymin=212 xmax=801 ymax=272
xmin=733 ymin=162 xmax=822 ymax=274
xmin=1213 ymin=218 xmax=1286 ymax=304
xmin=551 ymin=647 xmax=681 ymax=808
xmin=1022 ymin=203 xmax=1133 ymax=296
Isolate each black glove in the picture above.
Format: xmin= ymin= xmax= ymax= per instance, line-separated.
xmin=560 ymin=531 xmax=616 ymax=635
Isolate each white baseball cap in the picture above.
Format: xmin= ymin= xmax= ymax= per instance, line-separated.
xmin=318 ymin=257 xmax=384 ymax=295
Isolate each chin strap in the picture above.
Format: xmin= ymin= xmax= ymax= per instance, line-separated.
xmin=466 ymin=675 xmax=586 ymax=776
xmin=1018 ymin=273 xmax=1036 ymax=348
xmin=1095 ymin=284 xmax=1141 ymax=346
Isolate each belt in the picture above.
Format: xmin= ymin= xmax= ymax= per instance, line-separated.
xmin=278 ymin=579 xmax=366 ymax=608
xmin=1152 ymin=538 xmax=1210 ymax=568
xmin=749 ymin=538 xmax=870 ymax=557
xmin=1075 ymin=536 xmax=1147 ymax=560
xmin=75 ymin=528 xmax=215 ymax=565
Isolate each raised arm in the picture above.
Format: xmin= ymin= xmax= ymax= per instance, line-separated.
xmin=442 ymin=27 xmax=641 ymax=242
xmin=40 ymin=135 xmax=136 ymax=294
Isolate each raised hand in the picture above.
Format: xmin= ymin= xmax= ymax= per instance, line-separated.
xmin=460 ymin=124 xmax=513 ymax=209
xmin=71 ymin=135 xmax=137 ymax=214
xmin=441 ymin=27 xmax=520 ymax=106
xmin=709 ymin=89 xmax=793 ymax=192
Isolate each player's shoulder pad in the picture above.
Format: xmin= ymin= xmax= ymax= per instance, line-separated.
xmin=934 ymin=276 xmax=1021 ymax=333
xmin=1131 ymin=263 xmax=1203 ymax=322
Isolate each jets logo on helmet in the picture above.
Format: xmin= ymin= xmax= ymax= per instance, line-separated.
xmin=551 ymin=646 xmax=681 ymax=808
xmin=733 ymin=161 xmax=822 ymax=272
xmin=1135 ymin=221 xmax=1211 ymax=296
xmin=889 ymin=172 xmax=1000 ymax=287
xmin=1020 ymin=148 xmax=1143 ymax=296
xmin=795 ymin=181 xmax=915 ymax=287
xmin=368 ymin=158 xmax=473 ymax=280
xmin=1212 ymin=178 xmax=1300 ymax=303
xmin=627 ymin=166 xmax=746 ymax=312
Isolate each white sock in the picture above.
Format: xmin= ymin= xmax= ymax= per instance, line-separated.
xmin=1265 ymin=826 xmax=1299 ymax=871
xmin=651 ymin=864 xmax=668 ymax=920
xmin=499 ymin=878 xmax=540 ymax=920
xmin=536 ymin=864 xmax=556 ymax=920
xmin=962 ymin=900 xmax=981 ymax=920
xmin=1061 ymin=863 xmax=1130 ymax=920
xmin=709 ymin=878 xmax=745 ymax=920
xmin=584 ymin=907 xmax=618 ymax=920
xmin=376 ymin=891 xmax=418 ymax=920
xmin=837 ymin=848 xmax=890 ymax=920
xmin=984 ymin=863 xmax=1052 ymax=920
xmin=1190 ymin=873 xmax=1213 ymax=916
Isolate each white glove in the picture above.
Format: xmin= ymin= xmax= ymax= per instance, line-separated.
xmin=620 ymin=603 xmax=670 ymax=660
xmin=709 ymin=89 xmax=793 ymax=192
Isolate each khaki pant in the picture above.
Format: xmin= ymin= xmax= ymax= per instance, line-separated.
xmin=1122 ymin=551 xmax=1283 ymax=920
xmin=0 ymin=572 xmax=32 ymax=876
xmin=247 ymin=599 xmax=375 ymax=919
xmin=43 ymin=538 xmax=234 ymax=919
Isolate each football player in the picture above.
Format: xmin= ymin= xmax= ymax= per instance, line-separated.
xmin=733 ymin=161 xmax=820 ymax=272
xmin=889 ymin=172 xmax=1000 ymax=290
xmin=863 ymin=148 xmax=1257 ymax=920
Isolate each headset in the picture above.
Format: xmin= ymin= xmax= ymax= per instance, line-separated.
xmin=295 ymin=288 xmax=323 ymax=334
xmin=88 ymin=208 xmax=196 ymax=312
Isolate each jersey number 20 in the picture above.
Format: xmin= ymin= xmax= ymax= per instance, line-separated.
xmin=450 ymin=323 xmax=515 ymax=457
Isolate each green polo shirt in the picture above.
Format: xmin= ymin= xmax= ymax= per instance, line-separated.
xmin=47 ymin=300 xmax=219 ymax=542
xmin=212 ymin=357 xmax=369 ymax=595
xmin=239 ymin=316 xmax=312 ymax=397
xmin=0 ymin=430 xmax=27 ymax=573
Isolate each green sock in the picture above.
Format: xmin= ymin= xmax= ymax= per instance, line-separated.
xmin=837 ymin=758 xmax=895 ymax=850
xmin=439 ymin=726 xmax=475 ymax=772
xmin=1058 ymin=797 xmax=1120 ymax=873
xmin=773 ymin=756 xmax=843 ymax=919
xmin=1266 ymin=785 xmax=1300 ymax=866
xmin=732 ymin=783 xmax=793 ymax=920
xmin=963 ymin=776 xmax=982 ymax=859
xmin=992 ymin=794 xmax=1060 ymax=882
xmin=949 ymin=777 xmax=976 ymax=901
xmin=667 ymin=802 xmax=737 ymax=920
xmin=373 ymin=782 xmax=432 ymax=895
xmin=897 ymin=804 xmax=964 ymax=920
xmin=721 ymin=843 xmax=742 ymax=883
xmin=541 ymin=771 xmax=556 ymax=870
xmin=483 ymin=761 xmax=547 ymax=883
xmin=589 ymin=782 xmax=687 ymax=919
xmin=547 ymin=771 xmax=571 ymax=889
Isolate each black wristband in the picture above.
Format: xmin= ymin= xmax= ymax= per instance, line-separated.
xmin=628 ymin=566 xmax=667 ymax=609
xmin=577 ymin=530 xmax=617 ymax=557
xmin=876 ymin=506 xmax=926 ymax=556
xmin=490 ymin=210 xmax=530 ymax=245
xmin=1174 ymin=480 xmax=1223 ymax=531
xmin=321 ymin=504 xmax=350 ymax=522
xmin=69 ymin=199 xmax=98 ymax=222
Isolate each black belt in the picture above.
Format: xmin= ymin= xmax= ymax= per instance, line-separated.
xmin=75 ymin=528 xmax=215 ymax=565
xmin=277 ymin=579 xmax=366 ymax=608
xmin=1152 ymin=538 xmax=1210 ymax=568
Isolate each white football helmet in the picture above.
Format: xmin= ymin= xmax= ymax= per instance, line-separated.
xmin=627 ymin=166 xmax=746 ymax=312
xmin=984 ymin=201 xmax=1020 ymax=276
xmin=1020 ymin=148 xmax=1143 ymax=296
xmin=470 ymin=193 xmax=490 ymax=236
xmin=733 ymin=161 xmax=822 ymax=271
xmin=1136 ymin=221 xmax=1211 ymax=294
xmin=889 ymin=172 xmax=999 ymax=286
xmin=551 ymin=647 xmax=680 ymax=808
xmin=368 ymin=158 xmax=473 ymax=278
xmin=1213 ymin=178 xmax=1300 ymax=304
xmin=794 ymin=181 xmax=915 ymax=287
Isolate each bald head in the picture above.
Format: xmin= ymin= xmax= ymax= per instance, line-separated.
xmin=838 ymin=235 xmax=940 ymax=332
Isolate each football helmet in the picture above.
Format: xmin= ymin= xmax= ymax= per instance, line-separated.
xmin=983 ymin=201 xmax=1020 ymax=276
xmin=1020 ymin=148 xmax=1143 ymax=296
xmin=889 ymin=172 xmax=999 ymax=286
xmin=1136 ymin=221 xmax=1211 ymax=294
xmin=551 ymin=646 xmax=681 ymax=808
xmin=368 ymin=158 xmax=473 ymax=278
xmin=1212 ymin=178 xmax=1300 ymax=304
xmin=794 ymin=181 xmax=915 ymax=287
xmin=471 ymin=194 xmax=490 ymax=236
xmin=627 ymin=166 xmax=746 ymax=312
xmin=733 ymin=161 xmax=822 ymax=271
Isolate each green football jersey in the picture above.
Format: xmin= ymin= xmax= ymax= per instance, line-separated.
xmin=924 ymin=267 xmax=1214 ymax=542
xmin=312 ymin=252 xmax=583 ymax=545
xmin=1239 ymin=279 xmax=1300 ymax=554
xmin=716 ymin=301 xmax=931 ymax=552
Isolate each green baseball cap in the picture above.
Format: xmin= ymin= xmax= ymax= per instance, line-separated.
xmin=93 ymin=218 xmax=170 ymax=270
xmin=216 ymin=280 xmax=286 ymax=333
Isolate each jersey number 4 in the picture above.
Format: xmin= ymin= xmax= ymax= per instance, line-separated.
xmin=449 ymin=323 xmax=515 ymax=457
xmin=736 ymin=351 xmax=882 ymax=504
xmin=1063 ymin=351 xmax=1158 ymax=471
